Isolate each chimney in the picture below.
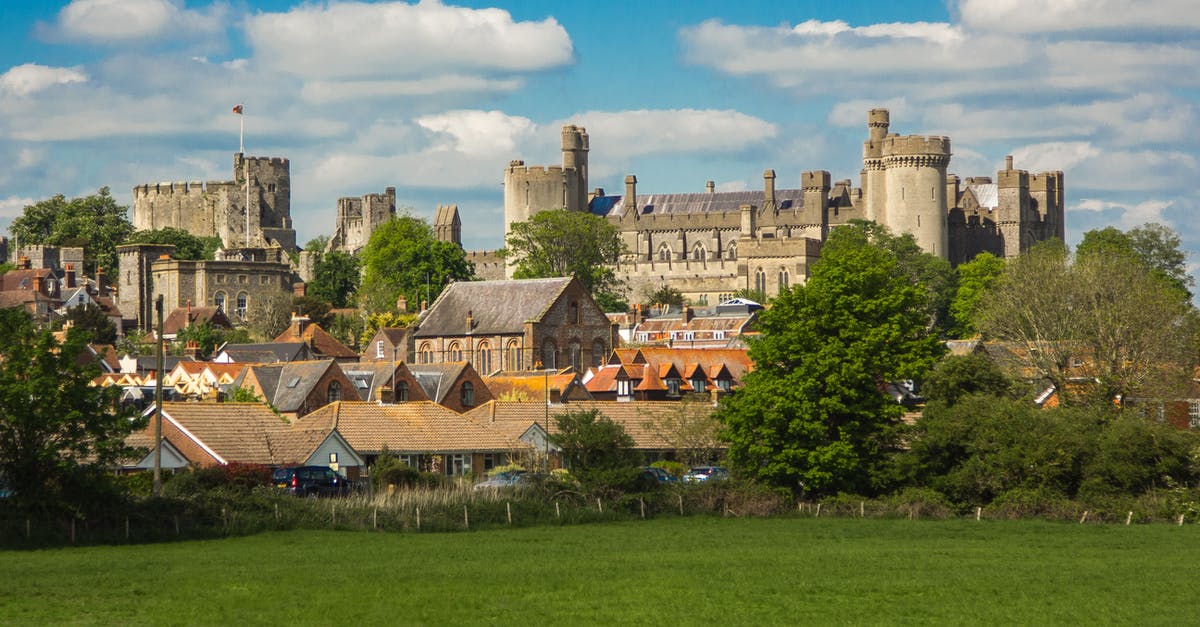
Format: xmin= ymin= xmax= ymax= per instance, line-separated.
xmin=19 ymin=256 xmax=30 ymax=270
xmin=1005 ymin=155 xmax=1014 ymax=171
xmin=466 ymin=309 xmax=474 ymax=334
xmin=291 ymin=312 xmax=309 ymax=336
xmin=420 ymin=300 xmax=428 ymax=313
xmin=293 ymin=281 xmax=307 ymax=297
xmin=95 ymin=267 xmax=105 ymax=292
xmin=706 ymin=180 xmax=715 ymax=194
xmin=682 ymin=304 xmax=694 ymax=324
xmin=184 ymin=340 xmax=201 ymax=359
xmin=624 ymin=175 xmax=638 ymax=217
xmin=65 ymin=264 xmax=76 ymax=289
xmin=763 ymin=170 xmax=776 ymax=211
xmin=32 ymin=275 xmax=43 ymax=293
xmin=397 ymin=295 xmax=408 ymax=313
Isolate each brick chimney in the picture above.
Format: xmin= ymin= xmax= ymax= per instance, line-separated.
xmin=31 ymin=275 xmax=43 ymax=293
xmin=184 ymin=340 xmax=201 ymax=359
xmin=682 ymin=304 xmax=694 ymax=324
xmin=290 ymin=313 xmax=310 ymax=337
xmin=293 ymin=282 xmax=307 ymax=297
xmin=397 ymin=295 xmax=408 ymax=312
xmin=95 ymin=267 xmax=105 ymax=292
xmin=64 ymin=264 xmax=76 ymax=289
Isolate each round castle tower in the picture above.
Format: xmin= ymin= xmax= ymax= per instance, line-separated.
xmin=862 ymin=110 xmax=951 ymax=258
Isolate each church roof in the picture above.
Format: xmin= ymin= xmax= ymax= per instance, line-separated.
xmin=413 ymin=277 xmax=575 ymax=338
xmin=593 ymin=189 xmax=807 ymax=217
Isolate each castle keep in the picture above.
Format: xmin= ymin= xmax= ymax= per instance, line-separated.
xmin=133 ymin=153 xmax=297 ymax=251
xmin=501 ymin=109 xmax=1065 ymax=304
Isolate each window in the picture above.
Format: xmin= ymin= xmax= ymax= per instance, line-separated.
xmin=569 ymin=340 xmax=582 ymax=372
xmin=636 ymin=332 xmax=650 ymax=343
xmin=570 ymin=302 xmax=580 ymax=324
xmin=396 ymin=380 xmax=409 ymax=402
xmin=617 ymin=379 xmax=633 ymax=400
xmin=376 ymin=340 xmax=385 ymax=359
xmin=506 ymin=340 xmax=522 ymax=371
xmin=448 ymin=342 xmax=462 ymax=362
xmin=444 ymin=453 xmax=469 ymax=476
xmin=238 ymin=275 xmax=247 ymax=284
xmin=477 ymin=342 xmax=492 ymax=374
xmin=327 ymin=381 xmax=341 ymax=403
xmin=727 ymin=243 xmax=737 ymax=260
xmin=778 ymin=268 xmax=790 ymax=291
xmin=418 ymin=343 xmax=433 ymax=364
xmin=666 ymin=377 xmax=682 ymax=397
xmin=542 ymin=339 xmax=557 ymax=369
xmin=717 ymin=378 xmax=732 ymax=392
xmin=216 ymin=274 xmax=225 ymax=284
xmin=260 ymin=275 xmax=270 ymax=285
xmin=657 ymin=244 xmax=672 ymax=262
xmin=214 ymin=291 xmax=226 ymax=311
xmin=235 ymin=292 xmax=248 ymax=319
xmin=754 ymin=268 xmax=766 ymax=295
xmin=691 ymin=377 xmax=706 ymax=393
xmin=1190 ymin=401 xmax=1200 ymax=429
xmin=461 ymin=381 xmax=475 ymax=407
xmin=268 ymin=183 xmax=276 ymax=193
xmin=692 ymin=244 xmax=706 ymax=261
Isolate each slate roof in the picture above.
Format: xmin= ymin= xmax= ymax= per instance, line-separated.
xmin=595 ymin=189 xmax=807 ymax=218
xmin=408 ymin=362 xmax=469 ymax=403
xmin=966 ymin=183 xmax=999 ymax=209
xmin=413 ymin=277 xmax=575 ymax=338
xmin=293 ymin=401 xmax=528 ymax=454
xmin=240 ymin=359 xmax=339 ymax=413
xmin=217 ymin=342 xmax=314 ymax=363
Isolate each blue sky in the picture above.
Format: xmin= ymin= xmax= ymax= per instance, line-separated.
xmin=2 ymin=0 xmax=1198 ymax=271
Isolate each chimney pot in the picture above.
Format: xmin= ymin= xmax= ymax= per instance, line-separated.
xmin=1005 ymin=155 xmax=1014 ymax=171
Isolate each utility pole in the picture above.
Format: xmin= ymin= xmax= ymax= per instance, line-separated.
xmin=152 ymin=295 xmax=164 ymax=497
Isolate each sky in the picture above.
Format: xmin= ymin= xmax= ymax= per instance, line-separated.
xmin=1 ymin=0 xmax=1198 ymax=271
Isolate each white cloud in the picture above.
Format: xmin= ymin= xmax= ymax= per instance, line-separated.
xmin=53 ymin=0 xmax=223 ymax=44
xmin=301 ymin=76 xmax=523 ymax=104
xmin=0 ymin=196 xmax=34 ymax=220
xmin=0 ymin=64 xmax=87 ymax=96
xmin=1070 ymin=198 xmax=1174 ymax=229
xmin=417 ymin=110 xmax=537 ymax=155
xmin=245 ymin=1 xmax=572 ymax=81
xmin=956 ymin=0 xmax=1200 ymax=33
xmin=562 ymin=109 xmax=777 ymax=157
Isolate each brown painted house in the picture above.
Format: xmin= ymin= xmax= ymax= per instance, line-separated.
xmin=342 ymin=360 xmax=431 ymax=404
xmin=410 ymin=277 xmax=618 ymax=373
xmin=361 ymin=327 xmax=409 ymax=363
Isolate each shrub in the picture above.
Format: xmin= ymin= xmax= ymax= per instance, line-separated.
xmin=488 ymin=463 xmax=526 ymax=478
xmin=882 ymin=487 xmax=954 ymax=519
xmin=651 ymin=460 xmax=687 ymax=478
xmin=224 ymin=463 xmax=272 ymax=490
xmin=984 ymin=487 xmax=1076 ymax=520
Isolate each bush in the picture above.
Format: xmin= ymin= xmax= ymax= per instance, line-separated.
xmin=984 ymin=487 xmax=1076 ymax=520
xmin=651 ymin=460 xmax=687 ymax=478
xmin=488 ymin=463 xmax=526 ymax=478
xmin=882 ymin=487 xmax=954 ymax=519
xmin=224 ymin=463 xmax=272 ymax=490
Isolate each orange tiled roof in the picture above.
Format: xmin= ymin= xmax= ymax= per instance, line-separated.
xmin=274 ymin=322 xmax=357 ymax=359
xmin=464 ymin=400 xmax=722 ymax=450
xmin=293 ymin=401 xmax=529 ymax=454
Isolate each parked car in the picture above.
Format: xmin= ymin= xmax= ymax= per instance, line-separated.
xmin=473 ymin=470 xmax=530 ymax=490
xmin=684 ymin=466 xmax=729 ymax=483
xmin=273 ymin=466 xmax=352 ymax=497
xmin=641 ymin=466 xmax=679 ymax=484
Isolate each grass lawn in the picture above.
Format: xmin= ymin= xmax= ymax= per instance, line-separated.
xmin=2 ymin=517 xmax=1196 ymax=625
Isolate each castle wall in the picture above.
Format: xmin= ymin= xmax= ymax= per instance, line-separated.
xmin=881 ymin=135 xmax=951 ymax=258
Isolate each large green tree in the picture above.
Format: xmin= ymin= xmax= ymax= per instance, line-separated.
xmin=359 ymin=215 xmax=476 ymax=314
xmin=978 ymin=239 xmax=1200 ymax=407
xmin=1076 ymin=223 xmax=1193 ymax=298
xmin=9 ymin=188 xmax=134 ymax=275
xmin=719 ymin=222 xmax=944 ymax=495
xmin=126 ymin=227 xmax=221 ymax=261
xmin=0 ymin=309 xmax=138 ymax=508
xmin=56 ymin=303 xmax=118 ymax=345
xmin=308 ymin=250 xmax=361 ymax=308
xmin=501 ymin=210 xmax=630 ymax=311
xmin=948 ymin=252 xmax=1005 ymax=338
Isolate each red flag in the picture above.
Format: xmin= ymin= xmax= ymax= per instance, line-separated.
xmin=232 ymin=104 xmax=243 ymax=115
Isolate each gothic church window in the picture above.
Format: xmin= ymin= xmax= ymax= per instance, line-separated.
xmin=727 ymin=243 xmax=737 ymax=260
xmin=418 ymin=343 xmax=433 ymax=364
xmin=779 ymin=269 xmax=790 ymax=291
xmin=477 ymin=341 xmax=492 ymax=374
xmin=235 ymin=292 xmax=248 ymax=319
xmin=448 ymin=342 xmax=462 ymax=362
xmin=692 ymin=244 xmax=706 ymax=261
xmin=657 ymin=244 xmax=672 ymax=262
xmin=542 ymin=339 xmax=557 ymax=369
xmin=506 ymin=340 xmax=522 ymax=371
xmin=754 ymin=268 xmax=766 ymax=295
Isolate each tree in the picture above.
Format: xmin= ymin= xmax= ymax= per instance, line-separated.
xmin=920 ymin=353 xmax=1013 ymax=407
xmin=640 ymin=284 xmax=686 ymax=309
xmin=647 ymin=396 xmax=723 ymax=466
xmin=1077 ymin=223 xmax=1193 ymax=298
xmin=501 ymin=210 xmax=629 ymax=311
xmin=9 ymin=188 xmax=134 ymax=275
xmin=0 ymin=309 xmax=138 ymax=508
xmin=292 ymin=295 xmax=333 ymax=329
xmin=308 ymin=250 xmax=361 ymax=308
xmin=246 ymin=292 xmax=294 ymax=340
xmin=57 ymin=303 xmax=117 ymax=345
xmin=844 ymin=220 xmax=957 ymax=334
xmin=227 ymin=386 xmax=264 ymax=403
xmin=948 ymin=252 xmax=1004 ymax=338
xmin=126 ymin=227 xmax=220 ymax=261
xmin=359 ymin=215 xmax=476 ymax=314
xmin=718 ymin=222 xmax=944 ymax=495
xmin=978 ymin=239 xmax=1200 ymax=407
xmin=550 ymin=409 xmax=640 ymax=488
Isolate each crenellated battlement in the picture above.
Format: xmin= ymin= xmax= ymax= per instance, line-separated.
xmin=882 ymin=135 xmax=951 ymax=158
xmin=134 ymin=180 xmax=232 ymax=197
xmin=506 ymin=164 xmax=573 ymax=176
xmin=801 ymin=170 xmax=831 ymax=191
xmin=242 ymin=156 xmax=289 ymax=167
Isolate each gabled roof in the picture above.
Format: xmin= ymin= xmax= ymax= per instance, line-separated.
xmin=413 ymin=277 xmax=575 ymax=338
xmin=484 ymin=372 xmax=591 ymax=402
xmin=619 ymin=347 xmax=753 ymax=384
xmin=216 ymin=342 xmax=314 ymax=364
xmin=407 ymin=362 xmax=472 ymax=403
xmin=463 ymin=401 xmax=721 ymax=450
xmin=294 ymin=401 xmax=528 ymax=454
xmin=248 ymin=359 xmax=339 ymax=413
xmin=150 ymin=402 xmax=294 ymax=465
xmin=163 ymin=306 xmax=233 ymax=335
xmin=274 ymin=320 xmax=357 ymax=359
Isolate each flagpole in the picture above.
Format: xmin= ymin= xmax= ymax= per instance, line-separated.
xmin=239 ymin=113 xmax=244 ymax=154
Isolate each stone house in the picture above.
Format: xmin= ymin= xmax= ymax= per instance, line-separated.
xmin=410 ymin=276 xmax=619 ymax=373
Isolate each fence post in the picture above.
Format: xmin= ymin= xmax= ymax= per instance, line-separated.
xmin=174 ymin=515 xmax=180 ymax=535
xmin=640 ymin=499 xmax=645 ymax=519
xmin=597 ymin=497 xmax=603 ymax=514
xmin=275 ymin=503 xmax=279 ymax=521
xmin=373 ymin=507 xmax=378 ymax=530
xmin=815 ymin=503 xmax=821 ymax=518
xmin=976 ymin=507 xmax=982 ymax=521
xmin=1079 ymin=510 xmax=1089 ymax=524
xmin=463 ymin=505 xmax=469 ymax=529
xmin=1125 ymin=511 xmax=1133 ymax=526
xmin=506 ymin=502 xmax=512 ymax=525
xmin=860 ymin=501 xmax=864 ymax=518
xmin=555 ymin=501 xmax=561 ymax=519
xmin=221 ymin=508 xmax=227 ymax=531
xmin=125 ymin=517 xmax=130 ymax=540
xmin=679 ymin=494 xmax=684 ymax=516
xmin=331 ymin=502 xmax=336 ymax=526
xmin=1179 ymin=514 xmax=1185 ymax=526
xmin=416 ymin=507 xmax=421 ymax=530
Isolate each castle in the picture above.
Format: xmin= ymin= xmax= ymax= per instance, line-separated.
xmin=500 ymin=109 xmax=1065 ymax=304
xmin=132 ymin=153 xmax=297 ymax=251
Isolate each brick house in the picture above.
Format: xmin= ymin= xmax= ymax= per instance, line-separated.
xmin=408 ymin=361 xmax=495 ymax=413
xmin=233 ymin=358 xmax=357 ymax=420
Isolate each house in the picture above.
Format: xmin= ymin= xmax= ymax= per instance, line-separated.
xmin=341 ymin=361 xmax=431 ymax=404
xmin=410 ymin=276 xmax=619 ymax=373
xmin=164 ymin=361 xmax=246 ymax=400
xmin=274 ymin=314 xmax=358 ymax=364
xmin=0 ymin=260 xmax=63 ymax=322
xmin=126 ymin=402 xmax=364 ymax=478
xmin=213 ymin=341 xmax=315 ymax=364
xmin=233 ymin=359 xmax=357 ymax=420
xmin=407 ymin=361 xmax=494 ymax=413
xmin=361 ymin=326 xmax=409 ymax=363
xmin=584 ymin=361 xmax=684 ymax=401
xmin=585 ymin=347 xmax=751 ymax=400
xmin=483 ymin=370 xmax=593 ymax=403
xmin=161 ymin=305 xmax=234 ymax=340
xmin=293 ymin=401 xmax=532 ymax=477
xmin=630 ymin=299 xmax=761 ymax=348
xmin=57 ymin=264 xmax=124 ymax=334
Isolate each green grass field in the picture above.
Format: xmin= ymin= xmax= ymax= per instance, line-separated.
xmin=2 ymin=517 xmax=1197 ymax=625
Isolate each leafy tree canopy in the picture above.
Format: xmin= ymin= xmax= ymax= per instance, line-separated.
xmin=948 ymin=252 xmax=1005 ymax=338
xmin=1077 ymin=223 xmax=1193 ymax=298
xmin=640 ymin=284 xmax=686 ymax=309
xmin=0 ymin=309 xmax=139 ymax=509
xmin=549 ymin=408 xmax=641 ymax=489
xmin=308 ymin=250 xmax=360 ymax=308
xmin=56 ymin=302 xmax=118 ymax=345
xmin=920 ymin=353 xmax=1014 ymax=407
xmin=501 ymin=210 xmax=630 ymax=312
xmin=359 ymin=214 xmax=476 ymax=315
xmin=718 ymin=221 xmax=944 ymax=496
xmin=843 ymin=219 xmax=957 ymax=334
xmin=9 ymin=188 xmax=134 ymax=276
xmin=175 ymin=321 xmax=250 ymax=359
xmin=126 ymin=228 xmax=221 ymax=261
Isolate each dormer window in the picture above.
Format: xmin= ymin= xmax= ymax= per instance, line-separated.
xmin=666 ymin=377 xmax=681 ymax=397
xmin=617 ymin=379 xmax=633 ymax=400
xmin=461 ymin=381 xmax=475 ymax=407
xmin=691 ymin=377 xmax=706 ymax=393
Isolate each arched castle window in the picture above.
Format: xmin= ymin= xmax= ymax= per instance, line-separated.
xmin=569 ymin=340 xmax=582 ymax=372
xmin=214 ymin=291 xmax=226 ymax=311
xmin=477 ymin=341 xmax=492 ymax=374
xmin=235 ymin=292 xmax=248 ymax=319
xmin=506 ymin=340 xmax=522 ymax=371
xmin=727 ymin=243 xmax=737 ymax=260
xmin=754 ymin=268 xmax=766 ymax=295
xmin=592 ymin=339 xmax=607 ymax=368
xmin=418 ymin=342 xmax=433 ymax=364
xmin=542 ymin=339 xmax=557 ymax=369
xmin=692 ymin=244 xmax=706 ymax=261
xmin=327 ymin=381 xmax=341 ymax=404
xmin=448 ymin=341 xmax=463 ymax=362
xmin=779 ymin=268 xmax=790 ymax=291
xmin=657 ymin=244 xmax=672 ymax=262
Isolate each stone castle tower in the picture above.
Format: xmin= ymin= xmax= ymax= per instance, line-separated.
xmin=503 ymin=125 xmax=589 ymax=237
xmin=132 ymin=153 xmax=297 ymax=251
xmin=326 ymin=187 xmax=396 ymax=255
